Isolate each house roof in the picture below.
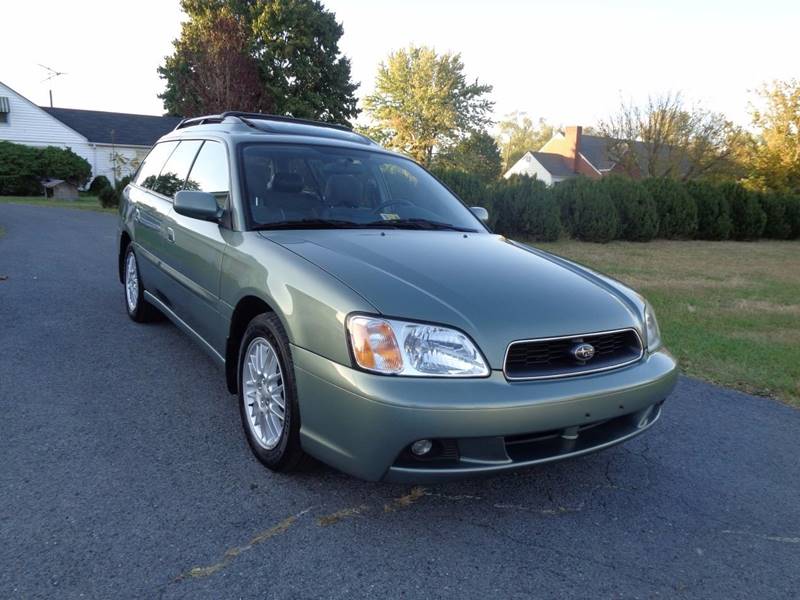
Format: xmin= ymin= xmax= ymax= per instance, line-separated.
xmin=530 ymin=152 xmax=575 ymax=177
xmin=578 ymin=135 xmax=619 ymax=171
xmin=41 ymin=107 xmax=182 ymax=146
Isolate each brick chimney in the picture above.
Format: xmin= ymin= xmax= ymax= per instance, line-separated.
xmin=565 ymin=126 xmax=582 ymax=173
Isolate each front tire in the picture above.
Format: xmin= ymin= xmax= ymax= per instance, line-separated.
xmin=238 ymin=313 xmax=307 ymax=472
xmin=123 ymin=244 xmax=159 ymax=323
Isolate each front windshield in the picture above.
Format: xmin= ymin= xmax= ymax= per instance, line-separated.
xmin=240 ymin=143 xmax=483 ymax=231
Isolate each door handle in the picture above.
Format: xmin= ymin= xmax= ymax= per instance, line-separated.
xmin=166 ymin=227 xmax=175 ymax=243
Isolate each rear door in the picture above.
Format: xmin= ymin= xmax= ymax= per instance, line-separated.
xmin=130 ymin=140 xmax=178 ymax=298
xmin=162 ymin=139 xmax=231 ymax=355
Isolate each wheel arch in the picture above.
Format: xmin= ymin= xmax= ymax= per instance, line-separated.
xmin=225 ymin=294 xmax=283 ymax=394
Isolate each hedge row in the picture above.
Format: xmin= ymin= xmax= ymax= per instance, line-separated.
xmin=433 ymin=168 xmax=800 ymax=243
xmin=0 ymin=141 xmax=91 ymax=196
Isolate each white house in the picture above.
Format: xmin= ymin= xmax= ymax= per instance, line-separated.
xmin=0 ymin=80 xmax=181 ymax=183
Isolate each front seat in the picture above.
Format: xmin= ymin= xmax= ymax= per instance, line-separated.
xmin=325 ymin=174 xmax=364 ymax=208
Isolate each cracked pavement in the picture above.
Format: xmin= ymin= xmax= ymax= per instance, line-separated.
xmin=1 ymin=204 xmax=798 ymax=599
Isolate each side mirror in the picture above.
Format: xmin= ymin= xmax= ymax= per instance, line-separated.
xmin=174 ymin=190 xmax=221 ymax=222
xmin=470 ymin=206 xmax=489 ymax=223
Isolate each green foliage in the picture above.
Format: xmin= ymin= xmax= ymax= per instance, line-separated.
xmin=550 ymin=178 xmax=580 ymax=236
xmin=99 ymin=176 xmax=133 ymax=209
xmin=551 ymin=177 xmax=618 ymax=242
xmin=749 ymin=79 xmax=800 ymax=194
xmin=759 ymin=193 xmax=793 ymax=239
xmin=684 ymin=180 xmax=732 ymax=240
xmin=435 ymin=131 xmax=502 ymax=182
xmin=487 ymin=176 xmax=560 ymax=241
xmin=0 ymin=141 xmax=91 ymax=195
xmin=786 ymin=195 xmax=800 ymax=239
xmin=363 ymin=45 xmax=493 ymax=165
xmin=642 ymin=178 xmax=698 ymax=239
xmin=431 ymin=168 xmax=486 ymax=207
xmin=496 ymin=113 xmax=555 ymax=173
xmin=721 ymin=182 xmax=766 ymax=240
xmin=0 ymin=141 xmax=41 ymax=195
xmin=88 ymin=175 xmax=112 ymax=194
xmin=159 ymin=0 xmax=358 ymax=124
xmin=600 ymin=175 xmax=658 ymax=241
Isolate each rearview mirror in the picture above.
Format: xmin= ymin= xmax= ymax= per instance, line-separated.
xmin=470 ymin=206 xmax=489 ymax=223
xmin=174 ymin=191 xmax=221 ymax=222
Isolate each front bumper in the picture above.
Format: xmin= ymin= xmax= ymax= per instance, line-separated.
xmin=293 ymin=346 xmax=678 ymax=482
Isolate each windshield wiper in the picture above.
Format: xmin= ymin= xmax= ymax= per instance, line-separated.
xmin=362 ymin=218 xmax=478 ymax=232
xmin=252 ymin=218 xmax=362 ymax=231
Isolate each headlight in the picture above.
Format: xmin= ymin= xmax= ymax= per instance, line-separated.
xmin=644 ymin=302 xmax=662 ymax=351
xmin=347 ymin=315 xmax=490 ymax=377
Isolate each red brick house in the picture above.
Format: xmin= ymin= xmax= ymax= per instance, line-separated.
xmin=504 ymin=126 xmax=647 ymax=185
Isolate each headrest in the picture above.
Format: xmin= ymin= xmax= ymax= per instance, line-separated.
xmin=325 ymin=174 xmax=363 ymax=207
xmin=271 ymin=172 xmax=303 ymax=193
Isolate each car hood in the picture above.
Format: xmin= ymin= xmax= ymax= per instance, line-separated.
xmin=262 ymin=230 xmax=643 ymax=368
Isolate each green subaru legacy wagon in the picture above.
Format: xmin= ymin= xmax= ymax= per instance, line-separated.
xmin=118 ymin=112 xmax=677 ymax=482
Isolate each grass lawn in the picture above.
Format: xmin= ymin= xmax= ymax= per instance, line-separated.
xmin=536 ymin=239 xmax=800 ymax=407
xmin=0 ymin=195 xmax=115 ymax=214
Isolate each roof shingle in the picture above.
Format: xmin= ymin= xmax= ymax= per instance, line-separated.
xmin=41 ymin=107 xmax=182 ymax=146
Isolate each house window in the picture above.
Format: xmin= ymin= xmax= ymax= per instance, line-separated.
xmin=0 ymin=96 xmax=9 ymax=124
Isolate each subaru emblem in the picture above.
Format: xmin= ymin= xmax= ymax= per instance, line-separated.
xmin=572 ymin=343 xmax=595 ymax=361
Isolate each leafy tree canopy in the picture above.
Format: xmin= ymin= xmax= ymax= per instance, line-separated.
xmin=748 ymin=79 xmax=800 ymax=193
xmin=158 ymin=0 xmax=359 ymax=125
xmin=434 ymin=131 xmax=502 ymax=182
xmin=362 ymin=46 xmax=493 ymax=165
xmin=495 ymin=113 xmax=555 ymax=173
xmin=598 ymin=92 xmax=744 ymax=181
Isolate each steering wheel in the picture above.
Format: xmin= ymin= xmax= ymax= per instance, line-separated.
xmin=373 ymin=199 xmax=414 ymax=213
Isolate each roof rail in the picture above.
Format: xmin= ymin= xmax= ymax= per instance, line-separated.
xmin=218 ymin=111 xmax=355 ymax=133
xmin=172 ymin=111 xmax=376 ymax=145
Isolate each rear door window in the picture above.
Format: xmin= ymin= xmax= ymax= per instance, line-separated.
xmin=134 ymin=141 xmax=178 ymax=189
xmin=149 ymin=140 xmax=203 ymax=199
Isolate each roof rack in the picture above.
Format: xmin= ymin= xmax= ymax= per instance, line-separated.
xmin=173 ymin=111 xmax=376 ymax=145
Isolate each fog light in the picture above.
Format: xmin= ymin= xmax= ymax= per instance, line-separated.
xmin=411 ymin=439 xmax=434 ymax=456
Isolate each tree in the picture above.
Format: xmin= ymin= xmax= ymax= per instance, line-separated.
xmin=748 ymin=79 xmax=800 ymax=193
xmin=435 ymin=131 xmax=502 ymax=181
xmin=362 ymin=46 xmax=493 ymax=165
xmin=495 ymin=113 xmax=555 ymax=172
xmin=598 ymin=92 xmax=744 ymax=180
xmin=159 ymin=0 xmax=359 ymax=124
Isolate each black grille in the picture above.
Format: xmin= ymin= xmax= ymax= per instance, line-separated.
xmin=504 ymin=329 xmax=643 ymax=380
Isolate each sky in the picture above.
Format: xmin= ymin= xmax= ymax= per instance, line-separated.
xmin=1 ymin=0 xmax=797 ymax=128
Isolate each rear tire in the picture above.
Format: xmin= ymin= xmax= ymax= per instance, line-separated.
xmin=238 ymin=313 xmax=308 ymax=472
xmin=123 ymin=244 xmax=160 ymax=323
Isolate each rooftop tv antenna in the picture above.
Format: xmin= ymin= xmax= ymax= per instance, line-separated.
xmin=38 ymin=64 xmax=68 ymax=107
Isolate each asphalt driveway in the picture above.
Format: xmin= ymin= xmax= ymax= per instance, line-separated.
xmin=1 ymin=204 xmax=798 ymax=599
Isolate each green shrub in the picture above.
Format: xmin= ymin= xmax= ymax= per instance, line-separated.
xmin=600 ymin=175 xmax=658 ymax=241
xmin=98 ymin=175 xmax=132 ymax=208
xmin=38 ymin=146 xmax=91 ymax=188
xmin=759 ymin=193 xmax=792 ymax=239
xmin=721 ymin=182 xmax=766 ymax=240
xmin=88 ymin=175 xmax=112 ymax=195
xmin=550 ymin=178 xmax=580 ymax=236
xmin=684 ymin=180 xmax=732 ymax=240
xmin=0 ymin=141 xmax=91 ymax=195
xmin=488 ymin=176 xmax=561 ymax=241
xmin=642 ymin=178 xmax=698 ymax=239
xmin=432 ymin=168 xmax=487 ymax=207
xmin=551 ymin=177 xmax=620 ymax=242
xmin=0 ymin=141 xmax=42 ymax=195
xmin=786 ymin=195 xmax=800 ymax=239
